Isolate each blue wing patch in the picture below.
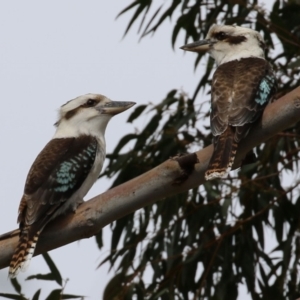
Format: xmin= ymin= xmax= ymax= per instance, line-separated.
xmin=55 ymin=162 xmax=76 ymax=192
xmin=24 ymin=136 xmax=99 ymax=197
xmin=53 ymin=143 xmax=97 ymax=193
xmin=255 ymin=74 xmax=276 ymax=105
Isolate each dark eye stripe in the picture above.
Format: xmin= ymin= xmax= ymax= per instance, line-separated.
xmin=214 ymin=31 xmax=247 ymax=45
xmin=215 ymin=31 xmax=227 ymax=40
xmin=227 ymin=35 xmax=247 ymax=45
xmin=60 ymin=98 xmax=99 ymax=121
xmin=86 ymin=99 xmax=96 ymax=107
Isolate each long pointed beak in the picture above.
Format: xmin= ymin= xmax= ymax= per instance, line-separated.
xmin=102 ymin=101 xmax=136 ymax=115
xmin=180 ymin=39 xmax=212 ymax=52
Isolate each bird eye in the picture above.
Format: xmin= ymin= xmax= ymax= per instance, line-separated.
xmin=216 ymin=32 xmax=226 ymax=40
xmin=86 ymin=99 xmax=96 ymax=107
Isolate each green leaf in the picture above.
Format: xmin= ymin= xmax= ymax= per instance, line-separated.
xmin=95 ymin=229 xmax=103 ymax=250
xmin=141 ymin=5 xmax=163 ymax=37
xmin=61 ymin=294 xmax=85 ymax=299
xmin=116 ymin=0 xmax=144 ymax=20
xmin=127 ymin=105 xmax=147 ymax=123
xmin=32 ymin=290 xmax=41 ymax=300
xmin=103 ymin=273 xmax=126 ymax=300
xmin=111 ymin=216 xmax=128 ymax=250
xmin=26 ymin=272 xmax=58 ymax=282
xmin=119 ymin=0 xmax=151 ymax=37
xmin=45 ymin=289 xmax=62 ymax=300
xmin=103 ymin=1 xmax=300 ymax=298
xmin=142 ymin=0 xmax=181 ymax=36
xmin=42 ymin=253 xmax=63 ymax=286
xmin=0 ymin=294 xmax=25 ymax=300
xmin=10 ymin=278 xmax=22 ymax=294
xmin=26 ymin=254 xmax=62 ymax=286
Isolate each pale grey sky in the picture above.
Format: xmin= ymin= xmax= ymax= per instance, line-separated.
xmin=0 ymin=1 xmax=279 ymax=299
xmin=0 ymin=1 xmax=201 ymax=298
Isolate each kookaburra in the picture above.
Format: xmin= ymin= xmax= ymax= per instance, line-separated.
xmin=9 ymin=94 xmax=135 ymax=277
xmin=181 ymin=24 xmax=277 ymax=180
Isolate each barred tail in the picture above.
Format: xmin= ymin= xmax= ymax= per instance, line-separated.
xmin=9 ymin=227 xmax=40 ymax=278
xmin=205 ymin=127 xmax=238 ymax=180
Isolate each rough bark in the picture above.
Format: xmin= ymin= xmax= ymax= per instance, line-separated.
xmin=0 ymin=87 xmax=300 ymax=270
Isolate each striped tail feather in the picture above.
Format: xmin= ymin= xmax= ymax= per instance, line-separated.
xmin=205 ymin=126 xmax=238 ymax=180
xmin=9 ymin=227 xmax=40 ymax=278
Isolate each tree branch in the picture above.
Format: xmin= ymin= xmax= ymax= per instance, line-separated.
xmin=1 ymin=87 xmax=300 ymax=270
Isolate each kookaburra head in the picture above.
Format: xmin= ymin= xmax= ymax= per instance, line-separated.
xmin=54 ymin=93 xmax=135 ymax=139
xmin=181 ymin=24 xmax=266 ymax=66
xmin=9 ymin=93 xmax=135 ymax=278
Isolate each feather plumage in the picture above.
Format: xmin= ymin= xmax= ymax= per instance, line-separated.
xmin=9 ymin=136 xmax=102 ymax=277
xmin=181 ymin=25 xmax=277 ymax=180
xmin=206 ymin=57 xmax=276 ymax=179
xmin=9 ymin=94 xmax=135 ymax=277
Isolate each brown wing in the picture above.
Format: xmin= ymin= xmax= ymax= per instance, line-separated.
xmin=210 ymin=57 xmax=277 ymax=142
xmin=10 ymin=136 xmax=99 ymax=278
xmin=18 ymin=135 xmax=98 ymax=230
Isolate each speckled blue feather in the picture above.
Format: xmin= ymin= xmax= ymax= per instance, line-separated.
xmin=255 ymin=74 xmax=276 ymax=105
xmin=53 ymin=142 xmax=97 ymax=193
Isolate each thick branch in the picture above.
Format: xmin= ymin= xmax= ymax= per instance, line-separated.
xmin=1 ymin=87 xmax=300 ymax=269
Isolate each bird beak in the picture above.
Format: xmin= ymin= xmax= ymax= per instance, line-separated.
xmin=180 ymin=39 xmax=212 ymax=52
xmin=101 ymin=101 xmax=136 ymax=115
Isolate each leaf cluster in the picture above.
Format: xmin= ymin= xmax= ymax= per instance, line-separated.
xmin=97 ymin=0 xmax=300 ymax=299
xmin=98 ymin=93 xmax=300 ymax=299
xmin=1 ymin=254 xmax=84 ymax=300
xmin=118 ymin=0 xmax=300 ymax=98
